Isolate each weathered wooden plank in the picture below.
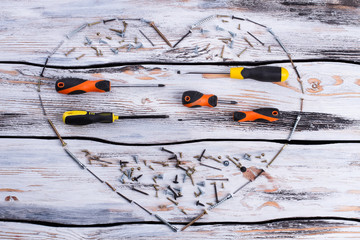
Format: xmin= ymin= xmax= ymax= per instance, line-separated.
xmin=0 ymin=0 xmax=359 ymax=65
xmin=1 ymin=220 xmax=360 ymax=239
xmin=1 ymin=62 xmax=359 ymax=142
xmin=1 ymin=139 xmax=359 ymax=225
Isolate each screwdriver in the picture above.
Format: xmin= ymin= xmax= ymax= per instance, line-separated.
xmin=178 ymin=108 xmax=280 ymax=122
xmin=56 ymin=78 xmax=165 ymax=95
xmin=182 ymin=90 xmax=237 ymax=108
xmin=63 ymin=111 xmax=169 ymax=125
xmin=178 ymin=66 xmax=289 ymax=82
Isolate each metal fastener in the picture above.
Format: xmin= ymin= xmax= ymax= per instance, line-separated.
xmin=149 ymin=21 xmax=172 ymax=47
xmin=173 ymin=175 xmax=179 ymax=184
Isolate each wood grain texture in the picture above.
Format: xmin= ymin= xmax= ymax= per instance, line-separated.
xmin=1 ymin=220 xmax=360 ymax=239
xmin=1 ymin=0 xmax=359 ymax=238
xmin=0 ymin=0 xmax=359 ymax=65
xmin=0 ymin=62 xmax=359 ymax=142
xmin=1 ymin=139 xmax=359 ymax=225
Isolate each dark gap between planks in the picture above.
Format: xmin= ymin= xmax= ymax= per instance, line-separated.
xmin=0 ymin=58 xmax=359 ymax=69
xmin=0 ymin=216 xmax=359 ymax=228
xmin=0 ymin=136 xmax=359 ymax=146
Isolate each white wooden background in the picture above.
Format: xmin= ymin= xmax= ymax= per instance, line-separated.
xmin=0 ymin=0 xmax=359 ymax=239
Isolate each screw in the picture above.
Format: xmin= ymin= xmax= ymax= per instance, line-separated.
xmin=152 ymin=177 xmax=157 ymax=183
xmin=130 ymin=168 xmax=134 ymax=177
xmin=64 ymin=47 xmax=76 ymax=57
xmin=243 ymin=37 xmax=254 ymax=48
xmin=220 ymin=45 xmax=225 ymax=58
xmin=143 ymin=160 xmax=147 ymax=166
xmin=223 ymin=160 xmax=229 ymax=166
xmin=216 ymin=25 xmax=224 ymax=31
xmin=85 ymin=36 xmax=92 ymax=45
xmin=156 ymin=174 xmax=164 ymax=180
xmin=122 ymin=21 xmax=128 ymax=33
xmin=173 ymin=175 xmax=179 ymax=184
xmin=196 ymin=181 xmax=205 ymax=187
xmin=149 ymin=21 xmax=172 ymax=47
xmin=180 ymin=209 xmax=187 ymax=215
xmin=75 ymin=54 xmax=85 ymax=60
xmin=109 ymin=28 xmax=123 ymax=34
xmin=168 ymin=186 xmax=178 ymax=199
xmin=148 ymin=165 xmax=154 ymax=171
xmin=132 ymin=174 xmax=143 ymax=182
xmin=228 ymin=31 xmax=236 ymax=38
xmin=197 ymin=187 xmax=204 ymax=195
xmin=196 ymin=200 xmax=205 ymax=207
xmin=167 ymin=197 xmax=178 ymax=206
xmin=238 ymin=24 xmax=241 ymax=30
xmin=110 ymin=48 xmax=118 ymax=54
xmin=268 ymin=46 xmax=271 ymax=52
xmin=182 ymin=174 xmax=187 ymax=183
xmin=221 ymin=182 xmax=225 ymax=189
xmin=106 ymin=36 xmax=112 ymax=40
xmin=88 ymin=21 xmax=101 ymax=26
xmin=137 ymin=167 xmax=141 ymax=171
xmin=99 ymin=39 xmax=108 ymax=44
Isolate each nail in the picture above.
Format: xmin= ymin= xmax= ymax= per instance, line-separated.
xmin=139 ymin=29 xmax=155 ymax=46
xmin=173 ymin=175 xmax=179 ymax=184
xmin=161 ymin=147 xmax=174 ymax=155
xmin=196 ymin=200 xmax=205 ymax=206
xmin=198 ymin=149 xmax=206 ymax=162
xmin=132 ymin=187 xmax=149 ymax=195
xmin=200 ymin=163 xmax=222 ymax=171
xmin=206 ymin=178 xmax=228 ymax=181
xmin=211 ymin=182 xmax=219 ymax=203
xmin=173 ymin=30 xmax=192 ymax=48
xmin=247 ymin=31 xmax=264 ymax=46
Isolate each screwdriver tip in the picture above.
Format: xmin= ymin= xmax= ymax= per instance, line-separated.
xmin=158 ymin=84 xmax=165 ymax=87
xmin=231 ymin=101 xmax=238 ymax=104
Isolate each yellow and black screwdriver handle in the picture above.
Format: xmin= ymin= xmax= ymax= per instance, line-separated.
xmin=230 ymin=66 xmax=288 ymax=82
xmin=63 ymin=111 xmax=116 ymax=125
xmin=182 ymin=90 xmax=218 ymax=108
xmin=234 ymin=108 xmax=280 ymax=122
xmin=56 ymin=78 xmax=110 ymax=94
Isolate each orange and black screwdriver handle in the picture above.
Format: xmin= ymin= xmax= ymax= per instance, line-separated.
xmin=56 ymin=78 xmax=110 ymax=94
xmin=182 ymin=90 xmax=218 ymax=108
xmin=234 ymin=108 xmax=280 ymax=122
